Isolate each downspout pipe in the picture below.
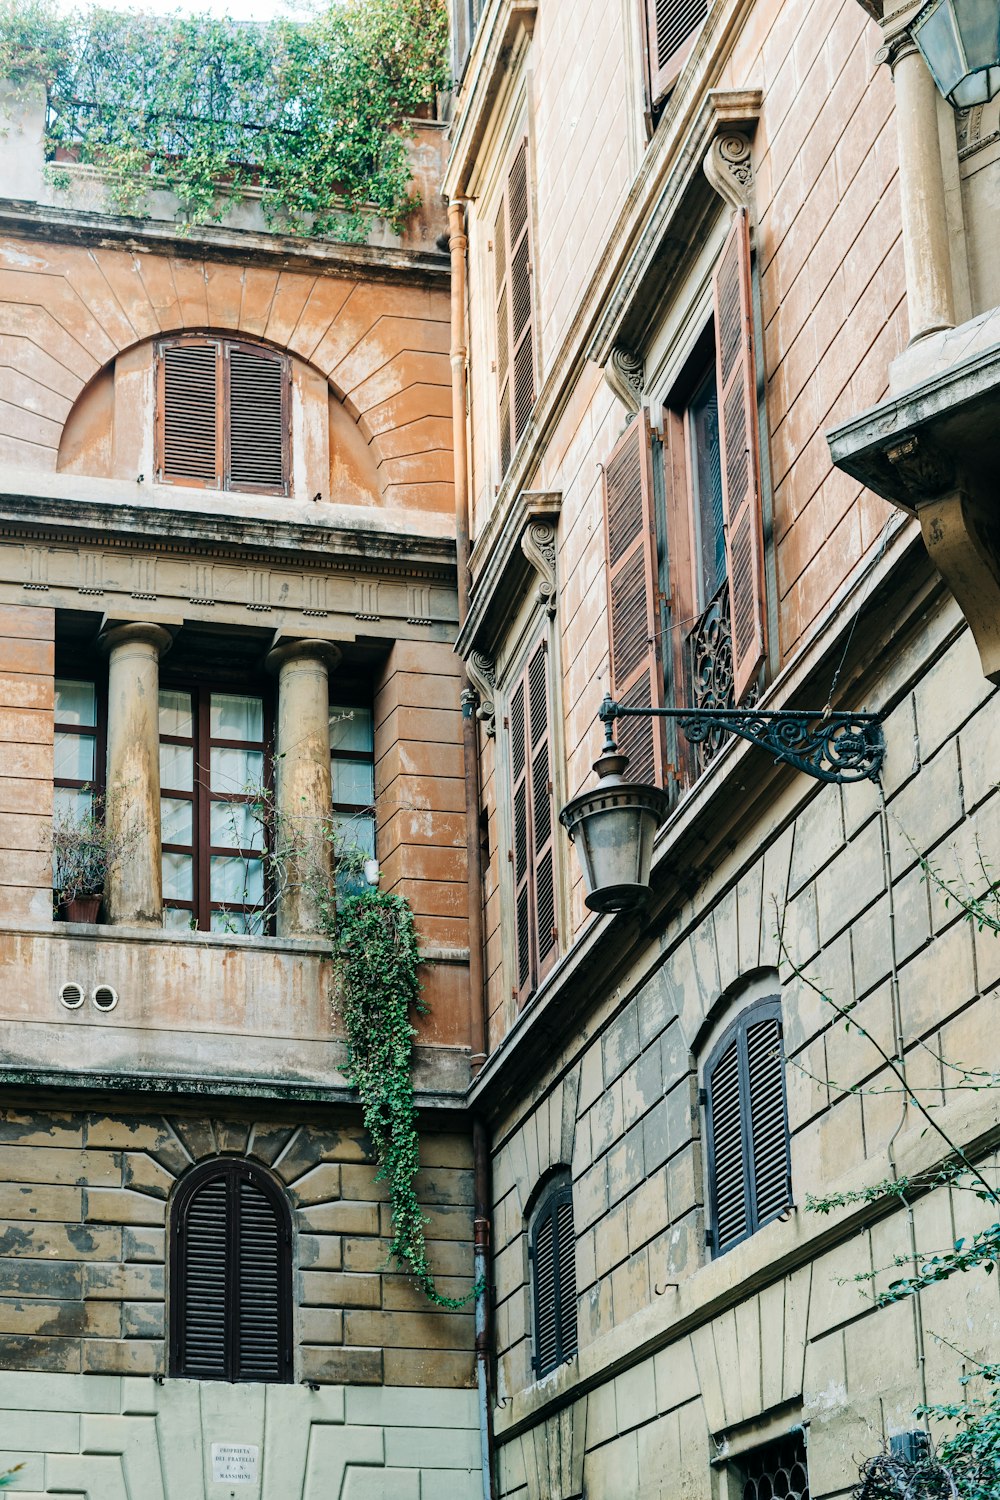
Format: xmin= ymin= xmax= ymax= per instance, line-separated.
xmin=449 ymin=199 xmax=495 ymax=1500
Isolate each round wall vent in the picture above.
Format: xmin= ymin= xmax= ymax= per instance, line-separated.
xmin=59 ymin=982 xmax=85 ymax=1010
xmin=92 ymin=984 xmax=119 ymax=1013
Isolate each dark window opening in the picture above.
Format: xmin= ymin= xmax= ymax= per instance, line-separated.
xmin=169 ymin=1158 xmax=292 ymax=1384
xmin=529 ymin=1172 xmax=577 ymax=1378
xmin=157 ymin=335 xmax=289 ymax=495
xmin=704 ymin=998 xmax=792 ymax=1256
xmin=736 ymin=1432 xmax=809 ymax=1500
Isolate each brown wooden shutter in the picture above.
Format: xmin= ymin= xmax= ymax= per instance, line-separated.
xmin=746 ymin=1016 xmax=791 ymax=1228
xmin=527 ymin=638 xmax=557 ymax=985
xmin=714 ymin=207 xmax=766 ymax=704
xmin=509 ymin=671 xmax=533 ymax=1005
xmin=601 ymin=410 xmax=665 ymax=786
xmin=645 ymin=0 xmax=708 ymax=106
xmin=707 ymin=1037 xmax=748 ymax=1254
xmin=227 ymin=343 xmax=287 ymax=493
xmin=159 ymin=338 xmax=222 ymax=486
xmin=495 ymin=137 xmax=534 ymax=478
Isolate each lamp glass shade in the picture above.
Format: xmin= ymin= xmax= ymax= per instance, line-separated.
xmin=560 ymin=773 xmax=670 ymax=915
xmin=912 ymin=0 xmax=1000 ymax=107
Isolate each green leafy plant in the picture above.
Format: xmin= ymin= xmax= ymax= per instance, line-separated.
xmin=0 ymin=0 xmax=449 ymax=241
xmin=51 ymin=794 xmax=136 ymax=907
xmin=327 ymin=890 xmax=479 ymax=1307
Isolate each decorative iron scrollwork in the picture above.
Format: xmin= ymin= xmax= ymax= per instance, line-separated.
xmin=688 ymin=584 xmax=735 ymax=767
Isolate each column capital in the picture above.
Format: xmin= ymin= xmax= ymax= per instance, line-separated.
xmin=265 ymin=638 xmax=342 ymax=675
xmin=98 ymin=620 xmax=174 ymax=658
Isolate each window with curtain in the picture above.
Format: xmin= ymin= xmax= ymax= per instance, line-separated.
xmin=329 ymin=700 xmax=375 ymax=897
xmin=54 ymin=677 xmax=105 ymax=823
xmin=159 ymin=685 xmax=271 ymax=933
xmin=528 ymin=1172 xmax=577 ymax=1378
xmin=169 ymin=1158 xmax=292 ymax=1384
xmin=703 ymin=997 xmax=791 ymax=1256
xmin=156 ymin=335 xmax=289 ymax=494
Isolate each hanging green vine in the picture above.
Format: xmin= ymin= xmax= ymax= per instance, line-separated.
xmin=0 ymin=0 xmax=450 ymax=241
xmin=329 ymin=890 xmax=479 ymax=1308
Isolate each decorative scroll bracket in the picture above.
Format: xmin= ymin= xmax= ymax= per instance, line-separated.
xmin=605 ymin=346 xmax=645 ymax=414
xmin=703 ymin=129 xmax=757 ymax=226
xmin=598 ymin=695 xmax=886 ymax=785
xmin=520 ymin=514 xmax=558 ymax=617
xmin=466 ymin=650 xmax=498 ymax=738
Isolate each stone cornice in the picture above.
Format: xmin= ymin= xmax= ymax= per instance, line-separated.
xmin=457 ymin=489 xmax=561 ymax=658
xmin=0 ymin=198 xmax=451 ymax=288
xmin=0 ymin=491 xmax=458 ymax=581
xmin=443 ymin=0 xmax=538 ymax=199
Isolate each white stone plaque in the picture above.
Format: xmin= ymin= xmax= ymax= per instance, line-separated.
xmin=211 ymin=1443 xmax=259 ymax=1485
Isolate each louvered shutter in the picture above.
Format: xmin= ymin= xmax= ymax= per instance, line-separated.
xmin=645 ymin=0 xmax=709 ymax=105
xmin=509 ymin=671 xmax=533 ymax=1006
xmin=235 ymin=1172 xmax=286 ymax=1382
xmin=526 ymin=640 xmax=557 ymax=986
xmin=159 ymin=339 xmax=222 ymax=486
xmin=714 ymin=208 xmax=766 ymax=704
xmin=601 ymin=411 xmax=665 ymax=786
xmin=177 ymin=1171 xmax=229 ymax=1378
xmin=227 ymin=344 xmax=287 ymax=493
xmin=746 ymin=1016 xmax=791 ymax=1227
xmin=495 ymin=138 xmax=534 ymax=478
xmin=171 ymin=1160 xmax=291 ymax=1383
xmin=708 ymin=1037 xmax=749 ymax=1254
xmin=531 ymin=1178 xmax=577 ymax=1378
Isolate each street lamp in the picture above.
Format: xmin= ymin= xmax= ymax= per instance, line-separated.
xmin=911 ymin=0 xmax=1000 ymax=107
xmin=560 ymin=695 xmax=885 ymax=916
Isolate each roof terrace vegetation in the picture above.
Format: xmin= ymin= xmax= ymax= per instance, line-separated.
xmin=0 ymin=0 xmax=449 ymax=241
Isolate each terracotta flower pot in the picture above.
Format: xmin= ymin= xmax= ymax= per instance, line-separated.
xmin=62 ymin=894 xmax=102 ymax=924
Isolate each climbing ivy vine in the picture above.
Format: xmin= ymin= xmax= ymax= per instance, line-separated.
xmin=0 ymin=0 xmax=449 ymax=241
xmin=328 ymin=890 xmax=479 ymax=1308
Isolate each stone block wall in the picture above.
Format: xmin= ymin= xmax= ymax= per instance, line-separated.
xmin=0 ymin=1102 xmax=475 ymax=1389
xmin=0 ymin=603 xmax=53 ymax=928
xmin=488 ymin=602 xmax=1000 ymax=1498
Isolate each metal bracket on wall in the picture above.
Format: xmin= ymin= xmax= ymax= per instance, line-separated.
xmin=598 ymin=694 xmax=886 ymax=785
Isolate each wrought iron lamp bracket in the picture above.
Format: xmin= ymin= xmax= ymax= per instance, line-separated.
xmin=597 ymin=694 xmax=885 ymax=785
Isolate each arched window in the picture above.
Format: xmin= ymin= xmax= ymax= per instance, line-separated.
xmin=156 ymin=335 xmax=289 ymax=494
xmin=169 ymin=1158 xmax=293 ymax=1383
xmin=528 ymin=1172 xmax=577 ymax=1378
xmin=704 ymin=997 xmax=791 ymax=1255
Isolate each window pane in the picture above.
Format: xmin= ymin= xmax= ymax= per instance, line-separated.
xmin=55 ymin=679 xmax=96 ymax=727
xmin=209 ymin=908 xmax=264 ymax=935
xmin=210 ymin=693 xmax=263 ymax=744
xmin=329 ymin=705 xmax=373 ymax=754
xmin=211 ymin=855 xmax=264 ymax=907
xmin=161 ymin=796 xmax=193 ymax=846
xmin=162 ymin=851 xmax=193 ymax=901
xmin=54 ymin=731 xmax=96 ymax=783
xmin=690 ymin=367 xmax=726 ymax=604
xmin=331 ymin=759 xmax=374 ymax=807
xmin=332 ymin=811 xmax=376 ymax=859
xmin=163 ymin=905 xmax=194 ymax=931
xmin=210 ymin=747 xmax=264 ymax=794
xmin=159 ymin=689 xmax=193 ymax=738
xmin=210 ymin=800 xmax=264 ymax=851
xmin=54 ymin=786 xmax=93 ymax=823
xmin=160 ymin=743 xmax=194 ymax=792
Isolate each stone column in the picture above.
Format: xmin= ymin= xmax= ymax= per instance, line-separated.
xmin=265 ymin=639 xmax=342 ymax=937
xmin=99 ymin=622 xmax=172 ymax=927
xmin=887 ymin=37 xmax=956 ymax=344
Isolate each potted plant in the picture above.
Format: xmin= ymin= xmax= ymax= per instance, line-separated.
xmin=51 ymin=798 xmax=127 ymax=923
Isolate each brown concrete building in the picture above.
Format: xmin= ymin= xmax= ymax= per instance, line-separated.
xmin=3 ymin=0 xmax=1000 ymax=1496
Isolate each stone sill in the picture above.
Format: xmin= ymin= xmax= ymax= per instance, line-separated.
xmin=493 ymin=1082 xmax=1000 ymax=1443
xmin=6 ymin=923 xmax=470 ymax=967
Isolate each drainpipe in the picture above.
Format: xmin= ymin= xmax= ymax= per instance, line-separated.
xmin=449 ymin=198 xmax=495 ymax=1500
xmin=474 ymin=1118 xmax=496 ymax=1500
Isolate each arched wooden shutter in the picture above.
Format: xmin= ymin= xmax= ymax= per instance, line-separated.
xmin=227 ymin=344 xmax=287 ymax=493
xmin=507 ymin=638 xmax=558 ymax=1008
xmin=705 ymin=1000 xmax=790 ymax=1256
xmin=530 ymin=1175 xmax=577 ymax=1378
xmin=645 ymin=0 xmax=708 ymax=106
xmin=714 ymin=208 xmax=766 ymax=704
xmin=159 ymin=339 xmax=221 ymax=487
xmin=171 ymin=1159 xmax=292 ymax=1383
xmin=601 ymin=410 xmax=665 ymax=786
xmin=494 ymin=137 xmax=534 ymax=478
